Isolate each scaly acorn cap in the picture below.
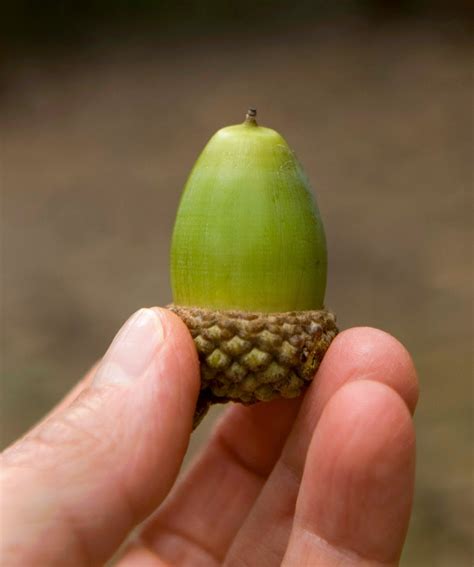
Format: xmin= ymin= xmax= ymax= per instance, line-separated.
xmin=168 ymin=109 xmax=338 ymax=426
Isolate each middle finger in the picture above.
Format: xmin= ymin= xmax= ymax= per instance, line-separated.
xmin=125 ymin=397 xmax=301 ymax=565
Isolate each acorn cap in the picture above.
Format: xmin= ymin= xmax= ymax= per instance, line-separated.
xmin=167 ymin=305 xmax=338 ymax=427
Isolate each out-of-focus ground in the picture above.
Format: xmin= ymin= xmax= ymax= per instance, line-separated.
xmin=1 ymin=19 xmax=472 ymax=566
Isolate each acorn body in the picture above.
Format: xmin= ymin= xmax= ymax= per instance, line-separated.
xmin=169 ymin=110 xmax=337 ymax=425
xmin=171 ymin=113 xmax=327 ymax=312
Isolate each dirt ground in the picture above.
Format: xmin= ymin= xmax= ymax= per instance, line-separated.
xmin=1 ymin=19 xmax=472 ymax=566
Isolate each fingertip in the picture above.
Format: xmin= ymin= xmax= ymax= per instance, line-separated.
xmin=152 ymin=307 xmax=201 ymax=399
xmin=320 ymin=378 xmax=415 ymax=449
xmin=0 ymin=307 xmax=203 ymax=567
xmin=298 ymin=379 xmax=415 ymax=563
xmin=319 ymin=326 xmax=419 ymax=414
xmin=151 ymin=306 xmax=192 ymax=347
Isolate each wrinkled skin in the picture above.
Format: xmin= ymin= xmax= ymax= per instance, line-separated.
xmin=1 ymin=308 xmax=418 ymax=566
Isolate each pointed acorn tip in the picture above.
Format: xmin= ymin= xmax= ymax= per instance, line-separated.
xmin=245 ymin=107 xmax=258 ymax=126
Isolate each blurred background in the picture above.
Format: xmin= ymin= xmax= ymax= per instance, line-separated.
xmin=1 ymin=1 xmax=472 ymax=565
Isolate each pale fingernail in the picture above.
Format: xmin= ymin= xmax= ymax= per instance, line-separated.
xmin=93 ymin=308 xmax=164 ymax=386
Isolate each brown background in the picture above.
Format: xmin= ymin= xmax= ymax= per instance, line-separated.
xmin=2 ymin=14 xmax=472 ymax=566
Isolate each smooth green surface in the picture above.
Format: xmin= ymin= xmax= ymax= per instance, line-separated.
xmin=171 ymin=118 xmax=327 ymax=312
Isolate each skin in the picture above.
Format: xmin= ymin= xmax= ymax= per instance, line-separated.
xmin=1 ymin=308 xmax=418 ymax=566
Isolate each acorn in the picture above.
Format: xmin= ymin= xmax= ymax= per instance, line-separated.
xmin=168 ymin=109 xmax=338 ymax=426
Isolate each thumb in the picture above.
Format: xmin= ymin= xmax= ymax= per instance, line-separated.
xmin=1 ymin=307 xmax=200 ymax=567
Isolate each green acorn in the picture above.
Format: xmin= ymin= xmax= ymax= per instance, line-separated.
xmin=168 ymin=109 xmax=338 ymax=426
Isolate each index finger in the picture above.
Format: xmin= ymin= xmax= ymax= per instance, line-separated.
xmin=224 ymin=327 xmax=419 ymax=566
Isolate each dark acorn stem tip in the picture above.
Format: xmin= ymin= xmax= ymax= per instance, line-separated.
xmin=245 ymin=107 xmax=258 ymax=125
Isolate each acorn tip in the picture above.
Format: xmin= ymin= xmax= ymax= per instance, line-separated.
xmin=245 ymin=108 xmax=258 ymax=125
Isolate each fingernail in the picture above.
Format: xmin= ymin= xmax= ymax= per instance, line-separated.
xmin=93 ymin=308 xmax=164 ymax=386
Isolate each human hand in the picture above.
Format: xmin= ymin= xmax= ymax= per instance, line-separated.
xmin=1 ymin=308 xmax=418 ymax=566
